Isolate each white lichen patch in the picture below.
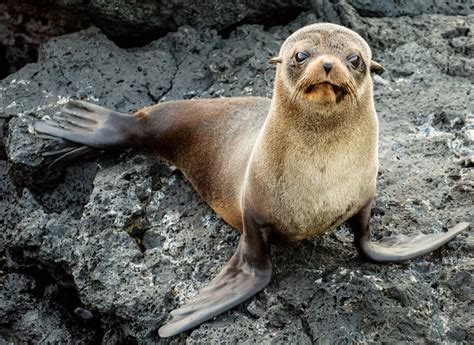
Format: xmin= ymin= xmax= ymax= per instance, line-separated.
xmin=420 ymin=199 xmax=433 ymax=211
xmin=27 ymin=123 xmax=37 ymax=134
xmin=161 ymin=210 xmax=181 ymax=228
xmin=415 ymin=121 xmax=455 ymax=140
xmin=201 ymin=214 xmax=214 ymax=227
xmin=437 ymin=314 xmax=450 ymax=336
xmin=373 ymin=74 xmax=389 ymax=85
xmin=57 ymin=95 xmax=72 ymax=105
xmin=394 ymin=77 xmax=408 ymax=84
xmin=106 ymin=209 xmax=118 ymax=217
xmin=162 ymin=238 xmax=184 ymax=256
xmin=6 ymin=101 xmax=16 ymax=109
xmin=154 ymin=191 xmax=166 ymax=202
xmin=362 ymin=275 xmax=384 ymax=291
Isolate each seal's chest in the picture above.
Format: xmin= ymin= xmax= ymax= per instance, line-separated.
xmin=276 ymin=150 xmax=376 ymax=239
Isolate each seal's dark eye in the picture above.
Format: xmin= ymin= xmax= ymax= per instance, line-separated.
xmin=348 ymin=53 xmax=360 ymax=68
xmin=295 ymin=51 xmax=309 ymax=63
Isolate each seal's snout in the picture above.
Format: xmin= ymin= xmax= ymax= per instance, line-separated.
xmin=323 ymin=62 xmax=332 ymax=74
xmin=293 ymin=55 xmax=354 ymax=104
xmin=317 ymin=55 xmax=348 ymax=79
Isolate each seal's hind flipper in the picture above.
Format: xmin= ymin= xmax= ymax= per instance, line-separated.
xmin=158 ymin=228 xmax=272 ymax=338
xmin=34 ymin=100 xmax=136 ymax=149
xmin=350 ymin=199 xmax=470 ymax=262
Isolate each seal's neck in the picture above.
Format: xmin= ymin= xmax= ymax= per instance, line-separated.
xmin=253 ymin=77 xmax=378 ymax=160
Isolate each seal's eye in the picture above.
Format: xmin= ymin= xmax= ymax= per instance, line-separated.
xmin=295 ymin=51 xmax=309 ymax=63
xmin=348 ymin=53 xmax=360 ymax=68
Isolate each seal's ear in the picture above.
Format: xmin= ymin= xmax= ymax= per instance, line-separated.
xmin=370 ymin=60 xmax=385 ymax=75
xmin=268 ymin=57 xmax=282 ymax=64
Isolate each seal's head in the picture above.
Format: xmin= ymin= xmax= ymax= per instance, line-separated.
xmin=270 ymin=23 xmax=384 ymax=109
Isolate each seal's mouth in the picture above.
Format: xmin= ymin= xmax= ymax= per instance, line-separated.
xmin=304 ymin=82 xmax=347 ymax=102
xmin=292 ymin=76 xmax=358 ymax=105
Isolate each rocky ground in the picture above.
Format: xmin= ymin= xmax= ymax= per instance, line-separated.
xmin=0 ymin=1 xmax=473 ymax=344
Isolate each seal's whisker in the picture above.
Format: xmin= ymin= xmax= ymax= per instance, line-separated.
xmin=291 ymin=75 xmax=312 ymax=103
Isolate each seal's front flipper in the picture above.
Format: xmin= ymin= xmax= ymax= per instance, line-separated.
xmin=349 ymin=199 xmax=470 ymax=263
xmin=158 ymin=227 xmax=272 ymax=338
xmin=34 ymin=100 xmax=138 ymax=149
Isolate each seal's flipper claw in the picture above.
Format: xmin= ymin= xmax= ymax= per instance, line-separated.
xmin=45 ymin=146 xmax=99 ymax=169
xmin=350 ymin=199 xmax=470 ymax=262
xmin=158 ymin=230 xmax=272 ymax=338
xmin=42 ymin=145 xmax=84 ymax=158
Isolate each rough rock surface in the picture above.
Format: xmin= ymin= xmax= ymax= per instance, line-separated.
xmin=2 ymin=0 xmax=473 ymax=79
xmin=50 ymin=0 xmax=474 ymax=37
xmin=1 ymin=2 xmax=473 ymax=344
xmin=0 ymin=0 xmax=93 ymax=79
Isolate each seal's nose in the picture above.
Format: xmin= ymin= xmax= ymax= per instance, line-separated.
xmin=323 ymin=62 xmax=332 ymax=74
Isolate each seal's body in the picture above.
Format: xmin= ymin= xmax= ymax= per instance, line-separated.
xmin=34 ymin=23 xmax=469 ymax=337
xmin=136 ymin=97 xmax=270 ymax=230
xmin=133 ymin=91 xmax=376 ymax=240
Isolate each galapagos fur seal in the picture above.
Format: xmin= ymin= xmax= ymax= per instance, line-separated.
xmin=33 ymin=23 xmax=470 ymax=337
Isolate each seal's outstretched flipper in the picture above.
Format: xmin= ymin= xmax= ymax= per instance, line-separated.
xmin=349 ymin=199 xmax=470 ymax=263
xmin=34 ymin=100 xmax=137 ymax=151
xmin=158 ymin=226 xmax=272 ymax=338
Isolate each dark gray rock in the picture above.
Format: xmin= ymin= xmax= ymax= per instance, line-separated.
xmin=0 ymin=5 xmax=472 ymax=345
xmin=52 ymin=0 xmax=474 ymax=37
xmin=1 ymin=26 xmax=176 ymax=183
xmin=2 ymin=0 xmax=471 ymax=81
xmin=74 ymin=0 xmax=312 ymax=37
xmin=350 ymin=0 xmax=474 ymax=17
xmin=0 ymin=271 xmax=102 ymax=344
xmin=0 ymin=1 xmax=93 ymax=79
